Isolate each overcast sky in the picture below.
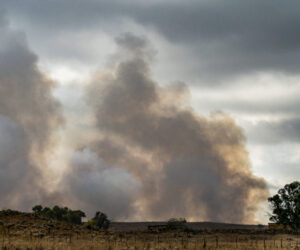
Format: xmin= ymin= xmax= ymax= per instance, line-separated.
xmin=0 ymin=0 xmax=299 ymax=223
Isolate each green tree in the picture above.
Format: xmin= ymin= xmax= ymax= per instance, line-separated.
xmin=31 ymin=205 xmax=85 ymax=225
xmin=52 ymin=205 xmax=64 ymax=220
xmin=89 ymin=211 xmax=110 ymax=229
xmin=268 ymin=181 xmax=300 ymax=229
xmin=32 ymin=205 xmax=43 ymax=214
xmin=43 ymin=207 xmax=55 ymax=219
xmin=66 ymin=210 xmax=86 ymax=225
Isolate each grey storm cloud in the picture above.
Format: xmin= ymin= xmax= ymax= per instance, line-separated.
xmin=246 ymin=118 xmax=300 ymax=144
xmin=2 ymin=0 xmax=300 ymax=81
xmin=84 ymin=33 xmax=268 ymax=223
xmin=0 ymin=15 xmax=63 ymax=209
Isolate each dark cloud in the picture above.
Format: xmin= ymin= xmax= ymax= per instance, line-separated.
xmin=85 ymin=33 xmax=268 ymax=223
xmin=132 ymin=0 xmax=300 ymax=80
xmin=246 ymin=118 xmax=300 ymax=144
xmin=0 ymin=15 xmax=63 ymax=210
xmin=192 ymin=91 xmax=300 ymax=118
xmin=3 ymin=0 xmax=300 ymax=81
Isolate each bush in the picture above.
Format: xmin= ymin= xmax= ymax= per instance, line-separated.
xmin=32 ymin=205 xmax=43 ymax=214
xmin=87 ymin=211 xmax=110 ymax=230
xmin=167 ymin=218 xmax=187 ymax=231
xmin=32 ymin=205 xmax=86 ymax=225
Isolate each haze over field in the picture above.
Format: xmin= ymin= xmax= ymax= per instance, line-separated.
xmin=0 ymin=1 xmax=299 ymax=224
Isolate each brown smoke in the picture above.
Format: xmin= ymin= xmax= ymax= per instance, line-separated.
xmin=0 ymin=14 xmax=268 ymax=222
xmin=83 ymin=33 xmax=268 ymax=223
xmin=0 ymin=17 xmax=63 ymax=209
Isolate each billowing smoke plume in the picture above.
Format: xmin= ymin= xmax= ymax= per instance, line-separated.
xmin=0 ymin=14 xmax=268 ymax=223
xmin=80 ymin=33 xmax=268 ymax=223
xmin=0 ymin=15 xmax=62 ymax=209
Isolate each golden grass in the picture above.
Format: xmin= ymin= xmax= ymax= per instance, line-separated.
xmin=1 ymin=231 xmax=300 ymax=249
xmin=1 ymin=212 xmax=300 ymax=249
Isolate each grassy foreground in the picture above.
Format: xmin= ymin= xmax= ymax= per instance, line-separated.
xmin=1 ymin=210 xmax=300 ymax=249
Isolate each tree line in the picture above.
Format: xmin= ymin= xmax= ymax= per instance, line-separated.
xmin=32 ymin=205 xmax=110 ymax=229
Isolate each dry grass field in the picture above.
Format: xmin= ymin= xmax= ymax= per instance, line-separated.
xmin=1 ymin=211 xmax=300 ymax=249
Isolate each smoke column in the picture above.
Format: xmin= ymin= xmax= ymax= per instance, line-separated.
xmin=0 ymin=15 xmax=268 ymax=223
xmin=0 ymin=15 xmax=62 ymax=209
xmin=75 ymin=33 xmax=269 ymax=223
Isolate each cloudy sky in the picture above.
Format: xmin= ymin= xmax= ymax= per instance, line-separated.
xmin=0 ymin=0 xmax=299 ymax=223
